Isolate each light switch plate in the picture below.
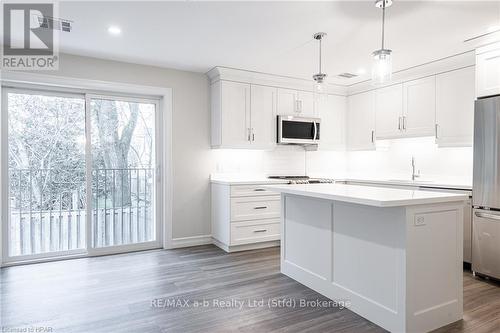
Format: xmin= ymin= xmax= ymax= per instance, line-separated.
xmin=415 ymin=216 xmax=426 ymax=226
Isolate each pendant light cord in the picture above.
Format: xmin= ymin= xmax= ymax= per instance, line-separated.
xmin=381 ymin=1 xmax=386 ymax=50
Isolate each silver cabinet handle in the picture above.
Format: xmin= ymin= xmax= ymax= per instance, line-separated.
xmin=435 ymin=124 xmax=439 ymax=139
xmin=252 ymin=128 xmax=255 ymax=142
xmin=398 ymin=117 xmax=402 ymax=130
xmin=371 ymin=130 xmax=375 ymax=143
xmin=475 ymin=211 xmax=500 ymax=220
xmin=402 ymin=116 xmax=407 ymax=130
xmin=247 ymin=128 xmax=251 ymax=141
xmin=253 ymin=188 xmax=266 ymax=192
xmin=254 ymin=206 xmax=268 ymax=210
xmin=253 ymin=229 xmax=268 ymax=233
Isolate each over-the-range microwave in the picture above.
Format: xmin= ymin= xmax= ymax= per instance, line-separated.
xmin=277 ymin=115 xmax=320 ymax=145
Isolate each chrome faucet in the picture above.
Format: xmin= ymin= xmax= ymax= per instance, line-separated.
xmin=411 ymin=156 xmax=420 ymax=181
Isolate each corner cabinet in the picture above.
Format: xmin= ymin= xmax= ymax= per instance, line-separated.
xmin=476 ymin=42 xmax=500 ymax=98
xmin=211 ymin=80 xmax=277 ymax=149
xmin=347 ymin=91 xmax=375 ymax=151
xmin=435 ymin=66 xmax=475 ymax=147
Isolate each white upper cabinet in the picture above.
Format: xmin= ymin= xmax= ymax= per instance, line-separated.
xmin=318 ymin=94 xmax=346 ymax=150
xmin=276 ymin=88 xmax=297 ymax=116
xmin=402 ymin=76 xmax=436 ymax=137
xmin=347 ymin=91 xmax=375 ymax=151
xmin=277 ymin=88 xmax=316 ymax=117
xmin=375 ymin=84 xmax=404 ymax=139
xmin=218 ymin=81 xmax=251 ymax=148
xmin=297 ymin=91 xmax=316 ymax=117
xmin=435 ymin=66 xmax=475 ymax=147
xmin=250 ymin=85 xmax=277 ymax=148
xmin=476 ymin=43 xmax=500 ymax=98
xmin=211 ymin=80 xmax=276 ymax=149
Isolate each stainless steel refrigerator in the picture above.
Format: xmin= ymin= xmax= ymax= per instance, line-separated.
xmin=472 ymin=95 xmax=500 ymax=279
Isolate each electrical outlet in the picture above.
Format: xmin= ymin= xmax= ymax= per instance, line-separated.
xmin=415 ymin=216 xmax=426 ymax=226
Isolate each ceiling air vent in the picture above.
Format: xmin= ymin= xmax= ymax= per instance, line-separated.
xmin=336 ymin=72 xmax=358 ymax=79
xmin=36 ymin=15 xmax=73 ymax=32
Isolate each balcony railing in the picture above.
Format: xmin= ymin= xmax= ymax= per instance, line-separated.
xmin=8 ymin=168 xmax=154 ymax=257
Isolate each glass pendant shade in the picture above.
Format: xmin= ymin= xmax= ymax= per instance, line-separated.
xmin=313 ymin=81 xmax=327 ymax=101
xmin=371 ymin=49 xmax=392 ymax=85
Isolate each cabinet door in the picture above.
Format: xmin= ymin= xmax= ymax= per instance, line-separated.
xmin=318 ymin=94 xmax=346 ymax=150
xmin=476 ymin=48 xmax=500 ymax=98
xmin=436 ymin=67 xmax=475 ymax=147
xmin=250 ymin=85 xmax=277 ymax=148
xmin=403 ymin=76 xmax=436 ymax=137
xmin=297 ymin=91 xmax=316 ymax=117
xmin=221 ymin=81 xmax=251 ymax=147
xmin=277 ymin=88 xmax=297 ymax=116
xmin=375 ymin=84 xmax=403 ymax=139
xmin=347 ymin=91 xmax=375 ymax=151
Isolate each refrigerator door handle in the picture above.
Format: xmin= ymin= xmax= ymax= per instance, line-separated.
xmin=475 ymin=211 xmax=500 ymax=221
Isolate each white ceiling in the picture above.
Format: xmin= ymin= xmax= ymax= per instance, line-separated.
xmin=55 ymin=1 xmax=500 ymax=85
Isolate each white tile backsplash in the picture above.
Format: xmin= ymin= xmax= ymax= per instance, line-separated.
xmin=211 ymin=137 xmax=473 ymax=184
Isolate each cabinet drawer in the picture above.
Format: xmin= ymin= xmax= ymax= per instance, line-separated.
xmin=230 ymin=219 xmax=280 ymax=245
xmin=231 ymin=196 xmax=280 ymax=221
xmin=231 ymin=185 xmax=281 ymax=197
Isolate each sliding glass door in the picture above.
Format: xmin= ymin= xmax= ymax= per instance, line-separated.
xmin=89 ymin=96 xmax=157 ymax=250
xmin=3 ymin=88 xmax=161 ymax=263
xmin=6 ymin=90 xmax=87 ymax=259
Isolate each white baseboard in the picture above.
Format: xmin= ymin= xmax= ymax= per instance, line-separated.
xmin=212 ymin=238 xmax=280 ymax=253
xmin=170 ymin=234 xmax=213 ymax=248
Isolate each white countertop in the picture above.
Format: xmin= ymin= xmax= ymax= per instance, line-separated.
xmin=265 ymin=183 xmax=469 ymax=207
xmin=210 ymin=174 xmax=289 ymax=185
xmin=338 ymin=177 xmax=472 ymax=191
xmin=210 ymin=173 xmax=472 ymax=191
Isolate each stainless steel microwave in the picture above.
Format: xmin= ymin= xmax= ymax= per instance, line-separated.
xmin=277 ymin=115 xmax=320 ymax=145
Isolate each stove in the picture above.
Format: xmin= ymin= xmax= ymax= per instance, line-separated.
xmin=268 ymin=175 xmax=335 ymax=185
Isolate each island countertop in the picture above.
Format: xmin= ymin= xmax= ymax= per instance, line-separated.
xmin=265 ymin=183 xmax=468 ymax=207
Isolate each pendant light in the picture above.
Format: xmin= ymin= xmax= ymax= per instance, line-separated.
xmin=372 ymin=0 xmax=393 ymax=85
xmin=313 ymin=32 xmax=327 ymax=97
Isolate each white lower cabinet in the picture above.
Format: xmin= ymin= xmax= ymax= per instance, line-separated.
xmin=212 ymin=183 xmax=282 ymax=252
xmin=230 ymin=219 xmax=281 ymax=246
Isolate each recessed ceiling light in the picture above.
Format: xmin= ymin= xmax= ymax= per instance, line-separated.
xmin=108 ymin=25 xmax=121 ymax=35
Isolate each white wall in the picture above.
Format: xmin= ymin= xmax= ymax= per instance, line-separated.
xmin=33 ymin=53 xmax=211 ymax=240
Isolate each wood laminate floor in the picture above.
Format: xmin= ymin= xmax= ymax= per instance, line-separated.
xmin=1 ymin=245 xmax=499 ymax=333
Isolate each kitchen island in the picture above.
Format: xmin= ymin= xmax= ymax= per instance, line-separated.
xmin=266 ymin=183 xmax=468 ymax=333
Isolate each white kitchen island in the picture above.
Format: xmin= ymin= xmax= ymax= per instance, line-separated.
xmin=266 ymin=183 xmax=468 ymax=333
